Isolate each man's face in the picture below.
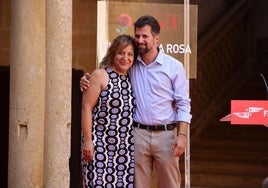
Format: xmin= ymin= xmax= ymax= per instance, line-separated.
xmin=134 ymin=25 xmax=159 ymax=54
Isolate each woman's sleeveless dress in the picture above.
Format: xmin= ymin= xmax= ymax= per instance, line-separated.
xmin=82 ymin=68 xmax=136 ymax=188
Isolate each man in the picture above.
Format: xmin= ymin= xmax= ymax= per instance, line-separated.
xmin=80 ymin=15 xmax=192 ymax=188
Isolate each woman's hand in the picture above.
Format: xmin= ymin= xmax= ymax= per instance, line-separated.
xmin=82 ymin=140 xmax=94 ymax=162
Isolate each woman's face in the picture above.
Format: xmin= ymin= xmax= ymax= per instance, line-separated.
xmin=112 ymin=44 xmax=134 ymax=75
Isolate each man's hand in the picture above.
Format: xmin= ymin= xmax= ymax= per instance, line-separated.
xmin=80 ymin=73 xmax=90 ymax=91
xmin=173 ymin=121 xmax=188 ymax=157
xmin=173 ymin=134 xmax=186 ymax=157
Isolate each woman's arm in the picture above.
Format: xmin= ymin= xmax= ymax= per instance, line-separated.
xmin=81 ymin=69 xmax=108 ymax=162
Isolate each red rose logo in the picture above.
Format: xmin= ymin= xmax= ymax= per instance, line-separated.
xmin=115 ymin=13 xmax=132 ymax=34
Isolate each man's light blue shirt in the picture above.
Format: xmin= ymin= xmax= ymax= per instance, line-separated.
xmin=129 ymin=50 xmax=192 ymax=125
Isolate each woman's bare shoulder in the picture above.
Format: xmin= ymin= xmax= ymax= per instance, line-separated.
xmin=90 ymin=68 xmax=109 ymax=89
xmin=90 ymin=68 xmax=107 ymax=80
xmin=91 ymin=68 xmax=106 ymax=76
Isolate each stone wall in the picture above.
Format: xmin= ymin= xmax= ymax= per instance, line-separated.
xmin=72 ymin=1 xmax=97 ymax=73
xmin=0 ymin=0 xmax=10 ymax=67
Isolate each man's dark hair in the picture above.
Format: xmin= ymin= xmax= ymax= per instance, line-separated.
xmin=134 ymin=15 xmax=160 ymax=36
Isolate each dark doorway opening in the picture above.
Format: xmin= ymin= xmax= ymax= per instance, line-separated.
xmin=70 ymin=69 xmax=84 ymax=188
xmin=0 ymin=66 xmax=10 ymax=188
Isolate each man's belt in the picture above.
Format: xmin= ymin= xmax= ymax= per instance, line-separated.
xmin=133 ymin=121 xmax=176 ymax=131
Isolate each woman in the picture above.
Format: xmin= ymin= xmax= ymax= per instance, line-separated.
xmin=81 ymin=34 xmax=137 ymax=188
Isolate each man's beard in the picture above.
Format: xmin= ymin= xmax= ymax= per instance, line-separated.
xmin=137 ymin=44 xmax=149 ymax=54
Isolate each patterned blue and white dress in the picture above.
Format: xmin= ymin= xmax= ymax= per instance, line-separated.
xmin=82 ymin=67 xmax=136 ymax=188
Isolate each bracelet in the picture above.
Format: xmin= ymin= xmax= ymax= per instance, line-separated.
xmin=178 ymin=132 xmax=187 ymax=137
